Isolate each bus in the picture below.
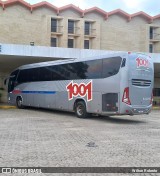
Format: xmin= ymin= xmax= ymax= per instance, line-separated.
xmin=6 ymin=52 xmax=154 ymax=118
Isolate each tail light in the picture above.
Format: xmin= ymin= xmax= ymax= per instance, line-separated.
xmin=150 ymin=92 xmax=153 ymax=105
xmin=122 ymin=87 xmax=131 ymax=105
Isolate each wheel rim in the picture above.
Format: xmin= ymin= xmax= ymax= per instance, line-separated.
xmin=77 ymin=104 xmax=84 ymax=116
xmin=17 ymin=99 xmax=22 ymax=107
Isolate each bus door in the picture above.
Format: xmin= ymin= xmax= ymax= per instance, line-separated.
xmin=127 ymin=54 xmax=153 ymax=107
xmin=7 ymin=69 xmax=19 ymax=104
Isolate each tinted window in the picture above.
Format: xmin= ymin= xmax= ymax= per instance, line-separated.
xmin=102 ymin=57 xmax=122 ymax=78
xmin=17 ymin=69 xmax=29 ymax=83
xmin=17 ymin=68 xmax=39 ymax=83
xmin=69 ymin=62 xmax=88 ymax=79
xmin=16 ymin=57 xmax=122 ymax=84
xmin=85 ymin=59 xmax=102 ymax=79
xmin=39 ymin=67 xmax=52 ymax=81
xmin=47 ymin=64 xmax=70 ymax=81
xmin=10 ymin=70 xmax=19 ymax=80
xmin=28 ymin=68 xmax=39 ymax=82
xmin=46 ymin=62 xmax=88 ymax=80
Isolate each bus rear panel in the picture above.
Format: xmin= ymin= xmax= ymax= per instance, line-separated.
xmin=120 ymin=53 xmax=153 ymax=115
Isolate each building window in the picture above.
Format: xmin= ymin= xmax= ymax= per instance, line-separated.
xmin=51 ymin=19 xmax=57 ymax=32
xmin=68 ymin=20 xmax=74 ymax=34
xmin=149 ymin=44 xmax=153 ymax=53
xmin=149 ymin=27 xmax=154 ymax=39
xmin=85 ymin=22 xmax=90 ymax=35
xmin=68 ymin=39 xmax=74 ymax=48
xmin=84 ymin=40 xmax=89 ymax=49
xmin=51 ymin=38 xmax=57 ymax=47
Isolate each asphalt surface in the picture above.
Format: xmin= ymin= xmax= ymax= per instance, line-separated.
xmin=0 ymin=108 xmax=160 ymax=176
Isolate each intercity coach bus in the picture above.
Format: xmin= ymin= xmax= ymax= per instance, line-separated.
xmin=6 ymin=52 xmax=154 ymax=118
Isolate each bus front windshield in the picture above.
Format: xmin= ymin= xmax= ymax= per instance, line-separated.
xmin=8 ymin=70 xmax=19 ymax=93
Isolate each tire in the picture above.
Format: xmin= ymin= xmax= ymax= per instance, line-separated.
xmin=16 ymin=97 xmax=24 ymax=109
xmin=75 ymin=101 xmax=89 ymax=118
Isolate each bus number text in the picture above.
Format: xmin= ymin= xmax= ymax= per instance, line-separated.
xmin=136 ymin=57 xmax=149 ymax=68
xmin=66 ymin=81 xmax=92 ymax=101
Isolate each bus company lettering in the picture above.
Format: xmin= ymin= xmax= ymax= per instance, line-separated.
xmin=136 ymin=57 xmax=149 ymax=68
xmin=66 ymin=81 xmax=92 ymax=101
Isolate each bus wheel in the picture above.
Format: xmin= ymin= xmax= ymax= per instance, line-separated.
xmin=75 ymin=101 xmax=88 ymax=118
xmin=16 ymin=97 xmax=24 ymax=109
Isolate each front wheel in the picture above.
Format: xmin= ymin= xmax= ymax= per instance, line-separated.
xmin=16 ymin=97 xmax=24 ymax=109
xmin=75 ymin=101 xmax=89 ymax=118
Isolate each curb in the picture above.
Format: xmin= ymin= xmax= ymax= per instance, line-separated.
xmin=152 ymin=107 xmax=160 ymax=110
xmin=0 ymin=105 xmax=17 ymax=109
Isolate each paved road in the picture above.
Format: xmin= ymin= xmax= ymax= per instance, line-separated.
xmin=0 ymin=108 xmax=160 ymax=175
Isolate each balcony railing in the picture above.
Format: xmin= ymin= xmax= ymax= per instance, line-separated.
xmin=51 ymin=26 xmax=63 ymax=34
xmin=84 ymin=29 xmax=96 ymax=37
xmin=68 ymin=27 xmax=80 ymax=36
xmin=150 ymin=33 xmax=160 ymax=41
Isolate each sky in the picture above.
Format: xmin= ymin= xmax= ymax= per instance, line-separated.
xmin=24 ymin=0 xmax=160 ymax=16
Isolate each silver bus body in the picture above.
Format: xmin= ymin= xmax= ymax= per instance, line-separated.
xmin=7 ymin=52 xmax=154 ymax=117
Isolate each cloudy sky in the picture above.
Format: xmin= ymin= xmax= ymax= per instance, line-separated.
xmin=24 ymin=0 xmax=159 ymax=16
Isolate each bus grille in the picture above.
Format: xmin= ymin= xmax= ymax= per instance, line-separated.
xmin=132 ymin=79 xmax=151 ymax=87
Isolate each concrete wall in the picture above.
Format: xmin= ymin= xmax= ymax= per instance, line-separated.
xmin=0 ymin=5 xmax=51 ymax=46
xmin=101 ymin=15 xmax=148 ymax=52
xmin=0 ymin=3 xmax=160 ymax=52
xmin=0 ymin=72 xmax=8 ymax=103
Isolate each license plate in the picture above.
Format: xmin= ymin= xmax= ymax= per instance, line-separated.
xmin=138 ymin=110 xmax=144 ymax=113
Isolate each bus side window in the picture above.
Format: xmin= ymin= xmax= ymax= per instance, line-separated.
xmin=28 ymin=68 xmax=40 ymax=82
xmin=121 ymin=58 xmax=126 ymax=67
xmin=85 ymin=59 xmax=102 ymax=79
xmin=17 ymin=69 xmax=29 ymax=83
xmin=102 ymin=57 xmax=122 ymax=78
xmin=39 ymin=67 xmax=52 ymax=81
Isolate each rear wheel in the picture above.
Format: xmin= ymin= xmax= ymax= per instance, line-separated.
xmin=75 ymin=101 xmax=89 ymax=118
xmin=16 ymin=97 xmax=24 ymax=109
